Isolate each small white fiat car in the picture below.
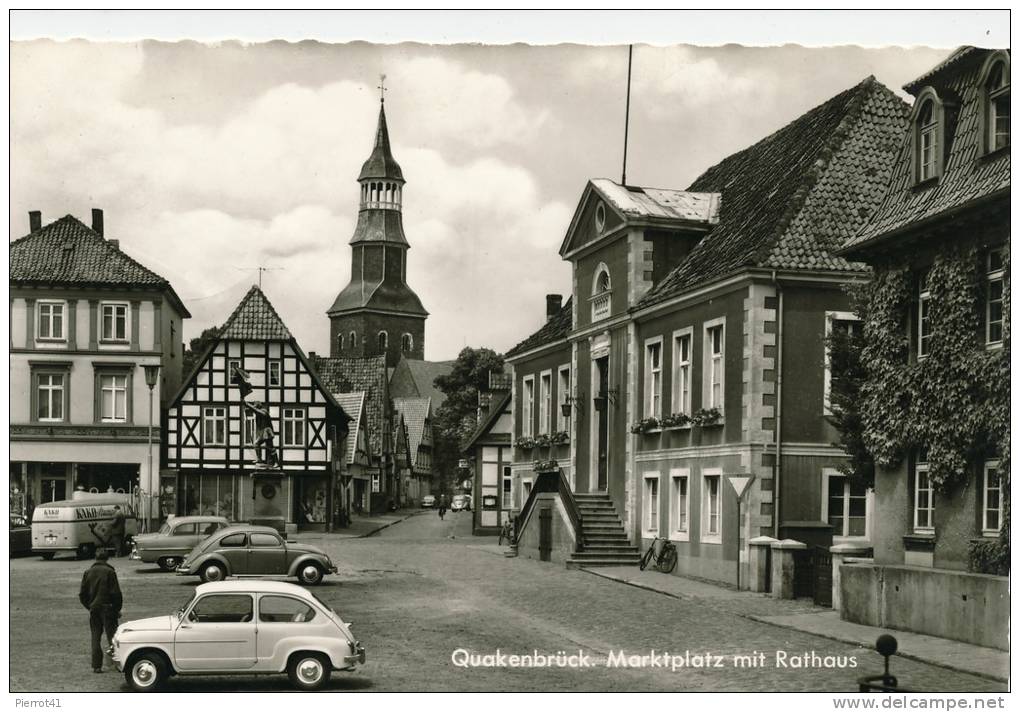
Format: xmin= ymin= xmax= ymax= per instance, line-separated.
xmin=112 ymin=580 xmax=365 ymax=691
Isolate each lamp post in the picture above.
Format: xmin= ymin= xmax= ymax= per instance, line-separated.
xmin=143 ymin=363 xmax=161 ymax=533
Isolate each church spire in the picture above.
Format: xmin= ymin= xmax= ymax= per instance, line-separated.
xmin=358 ymin=81 xmax=404 ymax=184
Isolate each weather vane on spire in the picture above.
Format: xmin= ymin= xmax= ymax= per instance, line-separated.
xmin=378 ymin=74 xmax=387 ymax=103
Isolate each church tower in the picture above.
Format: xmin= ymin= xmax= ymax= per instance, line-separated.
xmin=328 ymin=94 xmax=427 ymax=367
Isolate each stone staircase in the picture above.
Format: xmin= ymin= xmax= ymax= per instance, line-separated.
xmin=566 ymin=493 xmax=642 ymax=569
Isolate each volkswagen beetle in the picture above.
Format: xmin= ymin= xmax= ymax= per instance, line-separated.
xmin=175 ymin=525 xmax=338 ymax=585
xmin=112 ymin=580 xmax=365 ymax=691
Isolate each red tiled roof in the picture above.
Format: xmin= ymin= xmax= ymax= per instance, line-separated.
xmin=219 ymin=286 xmax=293 ymax=341
xmin=844 ymin=48 xmax=1010 ymax=253
xmin=311 ymin=355 xmax=388 ymax=456
xmin=9 ymin=214 xmax=190 ymax=316
xmin=639 ymin=77 xmax=909 ymax=308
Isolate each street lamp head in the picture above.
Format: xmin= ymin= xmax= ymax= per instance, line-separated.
xmin=143 ymin=363 xmax=161 ymax=389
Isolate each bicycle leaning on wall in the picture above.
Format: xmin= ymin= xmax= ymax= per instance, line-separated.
xmin=639 ymin=536 xmax=678 ymax=573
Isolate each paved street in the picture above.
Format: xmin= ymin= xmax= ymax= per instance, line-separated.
xmin=9 ymin=511 xmax=1005 ymax=693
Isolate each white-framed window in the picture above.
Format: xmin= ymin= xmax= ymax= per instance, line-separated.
xmin=702 ymin=469 xmax=722 ymax=543
xmin=670 ymin=468 xmax=690 ymax=541
xmin=917 ymin=98 xmax=939 ymax=182
xmin=591 ymin=263 xmax=612 ymax=322
xmin=981 ymin=53 xmax=1010 ymax=153
xmin=501 ymin=466 xmax=513 ymax=508
xmin=538 ymin=370 xmax=552 ymax=435
xmin=986 ymin=249 xmax=1004 ymax=346
xmin=99 ymin=374 xmax=128 ymax=422
xmin=917 ymin=271 xmax=931 ymax=359
xmin=983 ymin=460 xmax=1002 ymax=536
xmin=101 ymin=302 xmax=129 ymax=342
xmin=671 ymin=328 xmax=693 ymax=416
xmin=822 ymin=468 xmax=871 ymax=540
xmin=37 ymin=301 xmax=65 ymax=341
xmin=244 ymin=410 xmax=257 ymax=446
xmin=268 ymin=360 xmax=281 ymax=386
xmin=203 ymin=407 xmax=227 ymax=446
xmin=644 ymin=337 xmax=663 ymax=418
xmin=913 ymin=456 xmax=934 ymax=533
xmin=643 ymin=474 xmax=659 ymax=535
xmin=521 ymin=375 xmax=535 ymax=438
xmin=557 ymin=365 xmax=571 ymax=433
xmin=37 ymin=373 xmax=65 ymax=422
xmin=704 ymin=318 xmax=725 ymax=411
xmin=824 ymin=311 xmax=861 ymax=415
xmin=282 ymin=408 xmax=305 ymax=447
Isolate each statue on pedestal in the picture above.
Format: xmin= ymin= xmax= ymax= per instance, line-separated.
xmin=230 ymin=365 xmax=279 ymax=468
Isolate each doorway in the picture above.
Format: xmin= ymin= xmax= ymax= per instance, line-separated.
xmin=593 ymin=355 xmax=610 ymax=492
xmin=294 ymin=477 xmax=328 ymax=531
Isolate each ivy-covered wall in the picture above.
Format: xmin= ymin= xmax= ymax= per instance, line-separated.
xmin=830 ymin=241 xmax=1009 ymax=573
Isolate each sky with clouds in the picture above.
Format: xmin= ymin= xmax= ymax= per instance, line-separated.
xmin=10 ymin=39 xmax=953 ymax=360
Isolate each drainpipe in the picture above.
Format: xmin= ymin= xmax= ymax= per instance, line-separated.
xmin=772 ymin=271 xmax=784 ymax=539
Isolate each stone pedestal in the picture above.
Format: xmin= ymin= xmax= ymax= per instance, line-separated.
xmin=829 ymin=543 xmax=872 ymax=612
xmin=250 ymin=468 xmax=286 ymax=537
xmin=748 ymin=535 xmax=778 ymax=592
xmin=770 ymin=539 xmax=806 ymax=599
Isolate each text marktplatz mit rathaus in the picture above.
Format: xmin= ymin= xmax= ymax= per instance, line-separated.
xmin=451 ymin=649 xmax=859 ymax=670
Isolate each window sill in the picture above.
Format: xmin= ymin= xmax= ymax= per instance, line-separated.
xmin=911 ymin=176 xmax=940 ymax=192
xmin=985 ymin=341 xmax=1004 ymax=351
xmin=669 ymin=532 xmax=690 ymax=543
xmin=978 ymin=145 xmax=1009 ymax=162
xmin=642 ymin=531 xmax=659 ymax=540
xmin=904 ymin=532 xmax=935 ymax=551
xmin=99 ymin=339 xmax=130 ymax=345
xmin=701 ymin=535 xmax=722 ymax=545
xmin=35 ymin=337 xmax=67 ymax=344
xmin=36 ymin=419 xmax=65 ymax=424
xmin=980 ymin=530 xmax=1002 ymax=539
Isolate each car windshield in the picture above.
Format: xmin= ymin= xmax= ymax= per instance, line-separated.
xmin=175 ymin=593 xmax=196 ymax=618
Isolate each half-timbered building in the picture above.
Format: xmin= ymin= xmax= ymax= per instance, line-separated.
xmin=165 ymin=286 xmax=349 ymax=532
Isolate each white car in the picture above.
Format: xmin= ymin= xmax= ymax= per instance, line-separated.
xmin=112 ymin=580 xmax=365 ymax=691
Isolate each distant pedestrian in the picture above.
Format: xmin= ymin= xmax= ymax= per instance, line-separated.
xmin=79 ymin=550 xmax=123 ymax=673
xmin=438 ymin=503 xmax=447 ymax=520
xmin=109 ymin=505 xmax=126 ymax=556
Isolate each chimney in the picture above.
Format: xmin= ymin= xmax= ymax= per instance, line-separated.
xmin=546 ymin=294 xmax=563 ymax=321
xmin=308 ymin=351 xmax=317 ymax=359
xmin=28 ymin=211 xmax=41 ymax=233
xmin=108 ymin=239 xmax=120 ymax=251
xmin=91 ymin=208 xmax=104 ymax=236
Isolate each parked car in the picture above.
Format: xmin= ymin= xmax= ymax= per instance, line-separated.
xmin=421 ymin=495 xmax=436 ymax=508
xmin=130 ymin=516 xmax=231 ymax=571
xmin=450 ymin=494 xmax=471 ymax=512
xmin=10 ymin=513 xmax=32 ymax=556
xmin=112 ymin=580 xmax=365 ymax=692
xmin=175 ymin=525 xmax=338 ymax=585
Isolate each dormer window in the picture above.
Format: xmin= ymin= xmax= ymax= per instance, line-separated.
xmin=591 ymin=263 xmax=612 ymax=322
xmin=916 ymin=97 xmax=940 ymax=183
xmin=981 ymin=52 xmax=1010 ymax=154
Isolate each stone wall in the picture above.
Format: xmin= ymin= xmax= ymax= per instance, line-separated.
xmin=516 ymin=492 xmax=576 ymax=565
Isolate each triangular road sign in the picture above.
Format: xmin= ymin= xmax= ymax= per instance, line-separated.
xmin=727 ymin=474 xmax=755 ymax=500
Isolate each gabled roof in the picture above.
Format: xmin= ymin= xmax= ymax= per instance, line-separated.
xmin=389 ymin=358 xmax=455 ymax=410
xmin=9 ymin=214 xmax=190 ymax=317
xmin=311 ymin=355 xmax=388 ymax=455
xmin=639 ymin=76 xmax=909 ymax=308
xmin=844 ymin=49 xmax=1010 ymax=254
xmin=463 ymin=389 xmax=512 ymax=452
xmin=333 ymin=391 xmax=366 ymax=465
xmin=219 ymin=285 xmax=293 ymax=341
xmin=903 ymin=46 xmax=981 ymax=94
xmin=505 ymin=297 xmax=572 ymax=359
xmin=392 ymin=397 xmax=431 ymax=457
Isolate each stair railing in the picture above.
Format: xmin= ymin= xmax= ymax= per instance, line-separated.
xmin=514 ymin=469 xmax=583 ymax=553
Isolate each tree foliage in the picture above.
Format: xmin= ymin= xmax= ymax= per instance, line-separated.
xmin=431 ymin=347 xmax=505 ymax=493
xmin=183 ymin=326 xmax=222 ymax=375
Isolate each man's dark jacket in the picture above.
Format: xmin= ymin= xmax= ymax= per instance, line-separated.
xmin=79 ymin=562 xmax=123 ymax=612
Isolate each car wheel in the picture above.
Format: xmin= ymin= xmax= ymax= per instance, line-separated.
xmin=297 ymin=563 xmax=324 ymax=586
xmin=287 ymin=652 xmax=331 ymax=691
xmin=158 ymin=557 xmax=182 ymax=572
xmin=125 ymin=652 xmax=167 ymax=692
xmin=200 ymin=562 xmax=225 ymax=583
xmin=40 ymin=552 xmax=55 ymax=561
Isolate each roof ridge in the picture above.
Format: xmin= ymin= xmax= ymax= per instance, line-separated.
xmin=754 ymin=76 xmax=877 ymax=265
xmin=219 ymin=284 xmax=293 ymax=340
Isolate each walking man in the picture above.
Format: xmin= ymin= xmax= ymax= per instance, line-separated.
xmin=79 ymin=550 xmax=123 ymax=673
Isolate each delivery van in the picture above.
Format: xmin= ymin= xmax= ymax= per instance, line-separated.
xmin=31 ymin=491 xmax=138 ymax=559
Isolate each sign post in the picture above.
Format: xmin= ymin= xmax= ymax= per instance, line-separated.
xmin=726 ymin=474 xmax=755 ymax=591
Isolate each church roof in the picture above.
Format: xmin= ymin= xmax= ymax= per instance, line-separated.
xmin=9 ymin=214 xmax=190 ymax=317
xmin=327 ymin=277 xmax=428 ymax=316
xmin=220 ymin=285 xmax=293 ymax=341
xmin=359 ymin=102 xmax=404 ymax=182
xmin=389 ymin=358 xmax=455 ymax=410
xmin=348 ymin=209 xmax=408 ymax=246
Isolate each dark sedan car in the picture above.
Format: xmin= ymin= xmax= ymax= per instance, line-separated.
xmin=10 ymin=513 xmax=32 ymax=556
xmin=175 ymin=524 xmax=338 ymax=585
